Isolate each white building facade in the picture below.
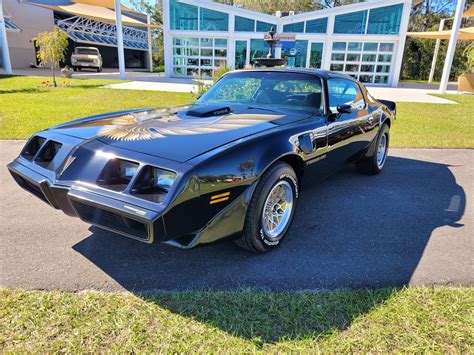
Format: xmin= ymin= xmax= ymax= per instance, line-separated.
xmin=163 ymin=0 xmax=412 ymax=86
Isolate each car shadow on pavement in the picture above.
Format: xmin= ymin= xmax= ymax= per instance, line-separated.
xmin=73 ymin=156 xmax=466 ymax=342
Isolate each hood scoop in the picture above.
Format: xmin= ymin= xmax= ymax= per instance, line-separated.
xmin=186 ymin=104 xmax=231 ymax=118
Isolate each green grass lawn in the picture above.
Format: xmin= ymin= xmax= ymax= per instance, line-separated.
xmin=0 ymin=76 xmax=194 ymax=139
xmin=1 ymin=75 xmax=473 ymax=147
xmin=1 ymin=287 xmax=472 ymax=352
xmin=391 ymin=95 xmax=474 ymax=148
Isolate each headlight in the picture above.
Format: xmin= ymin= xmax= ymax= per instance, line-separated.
xmin=131 ymin=166 xmax=177 ymax=203
xmin=153 ymin=168 xmax=176 ymax=191
xmin=72 ymin=58 xmax=77 ymax=63
xmin=97 ymin=158 xmax=139 ymax=192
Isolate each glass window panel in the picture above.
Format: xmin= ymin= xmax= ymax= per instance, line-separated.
xmin=362 ymin=54 xmax=376 ymax=62
xmin=214 ymin=59 xmax=227 ymax=67
xmin=187 ymin=48 xmax=199 ymax=56
xmin=346 ymin=53 xmax=360 ymax=62
xmin=201 ymin=69 xmax=212 ymax=78
xmin=173 ymin=57 xmax=186 ymax=66
xmin=170 ymin=0 xmax=198 ymax=30
xmin=359 ymin=75 xmax=373 ymax=83
xmin=256 ymin=21 xmax=275 ymax=32
xmin=173 ymin=47 xmax=185 ymax=56
xmin=363 ymin=42 xmax=378 ymax=51
xmin=281 ymin=40 xmax=307 ymax=68
xmin=331 ymin=53 xmax=345 ymax=61
xmin=374 ymin=75 xmax=389 ymax=84
xmin=283 ymin=22 xmax=305 ymax=33
xmin=332 ymin=42 xmax=346 ymax=51
xmin=348 ymin=42 xmax=362 ymax=51
xmin=235 ymin=40 xmax=247 ymax=69
xmin=200 ymin=38 xmax=213 ymax=47
xmin=379 ymin=43 xmax=394 ymax=52
xmin=367 ymin=4 xmax=403 ymax=35
xmin=200 ymin=7 xmax=229 ymax=31
xmin=378 ymin=54 xmax=392 ymax=62
xmin=361 ymin=64 xmax=375 ymax=72
xmin=250 ymin=39 xmax=265 ymax=64
xmin=187 ymin=58 xmax=199 ymax=66
xmin=173 ymin=67 xmax=185 ymax=76
xmin=235 ymin=16 xmax=255 ymax=32
xmin=187 ymin=68 xmax=199 ymax=77
xmin=306 ymin=18 xmax=328 ymax=33
xmin=376 ymin=65 xmax=390 ymax=73
xmin=200 ymin=58 xmax=212 ymax=66
xmin=345 ymin=64 xmax=359 ymax=72
xmin=173 ymin=37 xmax=185 ymax=46
xmin=200 ymin=48 xmax=213 ymax=56
xmin=309 ymin=42 xmax=324 ymax=69
xmin=330 ymin=64 xmax=344 ymax=71
xmin=186 ymin=37 xmax=199 ymax=46
xmin=214 ymin=49 xmax=227 ymax=57
xmin=334 ymin=10 xmax=367 ymax=34
xmin=214 ymin=38 xmax=227 ymax=47
xmin=327 ymin=78 xmax=365 ymax=111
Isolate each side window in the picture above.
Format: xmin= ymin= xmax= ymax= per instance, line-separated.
xmin=327 ymin=78 xmax=365 ymax=113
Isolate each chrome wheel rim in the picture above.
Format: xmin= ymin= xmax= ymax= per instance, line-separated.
xmin=377 ymin=134 xmax=388 ymax=169
xmin=262 ymin=181 xmax=294 ymax=239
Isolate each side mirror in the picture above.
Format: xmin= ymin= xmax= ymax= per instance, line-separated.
xmin=337 ymin=104 xmax=353 ymax=114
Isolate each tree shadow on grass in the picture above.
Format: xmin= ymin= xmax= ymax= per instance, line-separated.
xmin=73 ymin=156 xmax=466 ymax=342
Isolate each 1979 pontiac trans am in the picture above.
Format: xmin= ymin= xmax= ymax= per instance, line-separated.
xmin=8 ymin=69 xmax=396 ymax=253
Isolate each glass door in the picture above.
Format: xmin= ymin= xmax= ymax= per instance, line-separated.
xmin=235 ymin=40 xmax=248 ymax=69
xmin=309 ymin=42 xmax=324 ymax=69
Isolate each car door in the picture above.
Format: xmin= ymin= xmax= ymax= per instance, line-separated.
xmin=325 ymin=78 xmax=376 ymax=167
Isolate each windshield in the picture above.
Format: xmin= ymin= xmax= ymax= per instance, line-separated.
xmin=76 ymin=48 xmax=99 ymax=55
xmin=197 ymin=71 xmax=324 ymax=114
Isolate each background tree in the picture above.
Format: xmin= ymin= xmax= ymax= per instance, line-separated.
xmin=33 ymin=28 xmax=69 ymax=87
xmin=402 ymin=0 xmax=472 ymax=81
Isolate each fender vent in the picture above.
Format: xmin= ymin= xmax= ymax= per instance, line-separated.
xmin=71 ymin=200 xmax=149 ymax=241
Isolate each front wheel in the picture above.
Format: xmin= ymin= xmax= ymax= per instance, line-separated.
xmin=235 ymin=162 xmax=298 ymax=253
xmin=357 ymin=123 xmax=390 ymax=175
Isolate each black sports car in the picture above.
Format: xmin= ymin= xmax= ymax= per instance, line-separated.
xmin=8 ymin=69 xmax=396 ymax=253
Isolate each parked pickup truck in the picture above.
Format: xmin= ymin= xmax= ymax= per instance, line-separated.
xmin=71 ymin=47 xmax=103 ymax=72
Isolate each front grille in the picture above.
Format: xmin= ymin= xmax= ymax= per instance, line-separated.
xmin=78 ymin=59 xmax=94 ymax=63
xmin=10 ymin=171 xmax=50 ymax=204
xmin=72 ymin=200 xmax=149 ymax=241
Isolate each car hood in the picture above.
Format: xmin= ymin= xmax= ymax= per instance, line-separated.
xmin=49 ymin=104 xmax=310 ymax=162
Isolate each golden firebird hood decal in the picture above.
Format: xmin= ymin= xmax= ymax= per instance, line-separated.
xmin=70 ymin=107 xmax=284 ymax=141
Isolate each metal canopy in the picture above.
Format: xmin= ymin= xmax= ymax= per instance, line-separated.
xmin=407 ymin=26 xmax=474 ymax=40
xmin=28 ymin=1 xmax=160 ymax=28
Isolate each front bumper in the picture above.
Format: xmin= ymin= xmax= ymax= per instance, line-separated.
xmin=8 ymin=159 xmax=165 ymax=243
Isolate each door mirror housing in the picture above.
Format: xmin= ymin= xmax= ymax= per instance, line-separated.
xmin=337 ymin=104 xmax=354 ymax=114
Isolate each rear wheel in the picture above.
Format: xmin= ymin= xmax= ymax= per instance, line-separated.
xmin=357 ymin=123 xmax=390 ymax=175
xmin=235 ymin=162 xmax=298 ymax=253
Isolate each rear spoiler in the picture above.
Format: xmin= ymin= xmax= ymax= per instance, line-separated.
xmin=377 ymin=99 xmax=396 ymax=113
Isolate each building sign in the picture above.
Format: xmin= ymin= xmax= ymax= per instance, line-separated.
xmin=263 ymin=33 xmax=296 ymax=42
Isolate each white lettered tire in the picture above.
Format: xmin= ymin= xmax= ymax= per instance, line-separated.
xmin=235 ymin=162 xmax=298 ymax=253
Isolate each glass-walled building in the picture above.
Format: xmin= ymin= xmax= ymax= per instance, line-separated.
xmin=163 ymin=0 xmax=411 ymax=86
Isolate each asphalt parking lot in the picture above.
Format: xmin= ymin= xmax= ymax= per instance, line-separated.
xmin=1 ymin=140 xmax=472 ymax=292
